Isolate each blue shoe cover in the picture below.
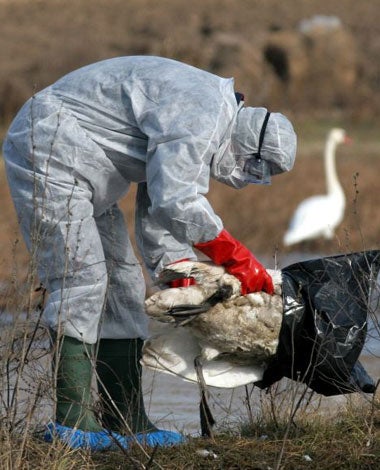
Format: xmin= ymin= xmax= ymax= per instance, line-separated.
xmin=44 ymin=422 xmax=125 ymax=451
xmin=45 ymin=423 xmax=185 ymax=451
xmin=133 ymin=430 xmax=186 ymax=447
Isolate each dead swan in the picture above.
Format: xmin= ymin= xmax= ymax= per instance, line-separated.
xmin=143 ymin=260 xmax=283 ymax=388
xmin=143 ymin=251 xmax=379 ymax=397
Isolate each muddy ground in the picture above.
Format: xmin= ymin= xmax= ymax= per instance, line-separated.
xmin=0 ymin=0 xmax=379 ymax=290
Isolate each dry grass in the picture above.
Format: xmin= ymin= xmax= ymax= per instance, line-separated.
xmin=1 ymin=382 xmax=379 ymax=469
xmin=1 ymin=238 xmax=379 ymax=468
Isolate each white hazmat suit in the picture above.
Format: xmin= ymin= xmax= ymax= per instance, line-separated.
xmin=3 ymin=56 xmax=297 ymax=449
xmin=3 ymin=55 xmax=296 ymax=345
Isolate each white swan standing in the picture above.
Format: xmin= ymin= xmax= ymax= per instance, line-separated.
xmin=283 ymin=128 xmax=351 ymax=246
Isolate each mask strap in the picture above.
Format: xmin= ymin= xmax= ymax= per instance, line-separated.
xmin=235 ymin=92 xmax=245 ymax=104
xmin=256 ymin=111 xmax=271 ymax=161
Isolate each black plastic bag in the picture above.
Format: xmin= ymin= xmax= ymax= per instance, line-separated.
xmin=256 ymin=250 xmax=380 ymax=396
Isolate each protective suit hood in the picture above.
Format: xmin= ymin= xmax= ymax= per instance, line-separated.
xmin=211 ymin=106 xmax=297 ymax=188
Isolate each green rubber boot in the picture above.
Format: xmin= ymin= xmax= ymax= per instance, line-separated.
xmin=96 ymin=338 xmax=157 ymax=434
xmin=55 ymin=336 xmax=102 ymax=432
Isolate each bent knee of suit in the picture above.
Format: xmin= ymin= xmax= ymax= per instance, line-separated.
xmin=44 ymin=270 xmax=108 ymax=344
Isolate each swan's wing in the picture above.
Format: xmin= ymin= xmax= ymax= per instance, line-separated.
xmin=288 ymin=195 xmax=330 ymax=228
xmin=284 ymin=195 xmax=342 ymax=244
xmin=142 ymin=328 xmax=202 ymax=382
xmin=142 ymin=327 xmax=264 ymax=388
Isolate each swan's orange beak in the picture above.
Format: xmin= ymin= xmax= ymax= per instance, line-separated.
xmin=344 ymin=135 xmax=353 ymax=145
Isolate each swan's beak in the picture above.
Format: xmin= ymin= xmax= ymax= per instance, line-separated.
xmin=344 ymin=135 xmax=353 ymax=145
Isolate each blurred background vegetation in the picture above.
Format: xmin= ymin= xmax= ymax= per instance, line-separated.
xmin=1 ymin=0 xmax=380 ymax=123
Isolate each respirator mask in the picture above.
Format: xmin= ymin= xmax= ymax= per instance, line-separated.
xmin=233 ymin=111 xmax=272 ymax=185
xmin=211 ymin=106 xmax=296 ymax=189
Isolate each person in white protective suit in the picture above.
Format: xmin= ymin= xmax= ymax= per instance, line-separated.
xmin=2 ymin=56 xmax=297 ymax=450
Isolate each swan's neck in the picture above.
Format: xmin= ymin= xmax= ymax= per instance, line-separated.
xmin=324 ymin=138 xmax=344 ymax=197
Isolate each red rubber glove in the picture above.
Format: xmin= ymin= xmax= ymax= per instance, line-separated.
xmin=194 ymin=229 xmax=274 ymax=295
xmin=166 ymin=259 xmax=196 ymax=287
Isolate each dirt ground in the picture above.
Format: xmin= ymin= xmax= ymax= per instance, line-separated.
xmin=0 ymin=0 xmax=379 ymax=289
